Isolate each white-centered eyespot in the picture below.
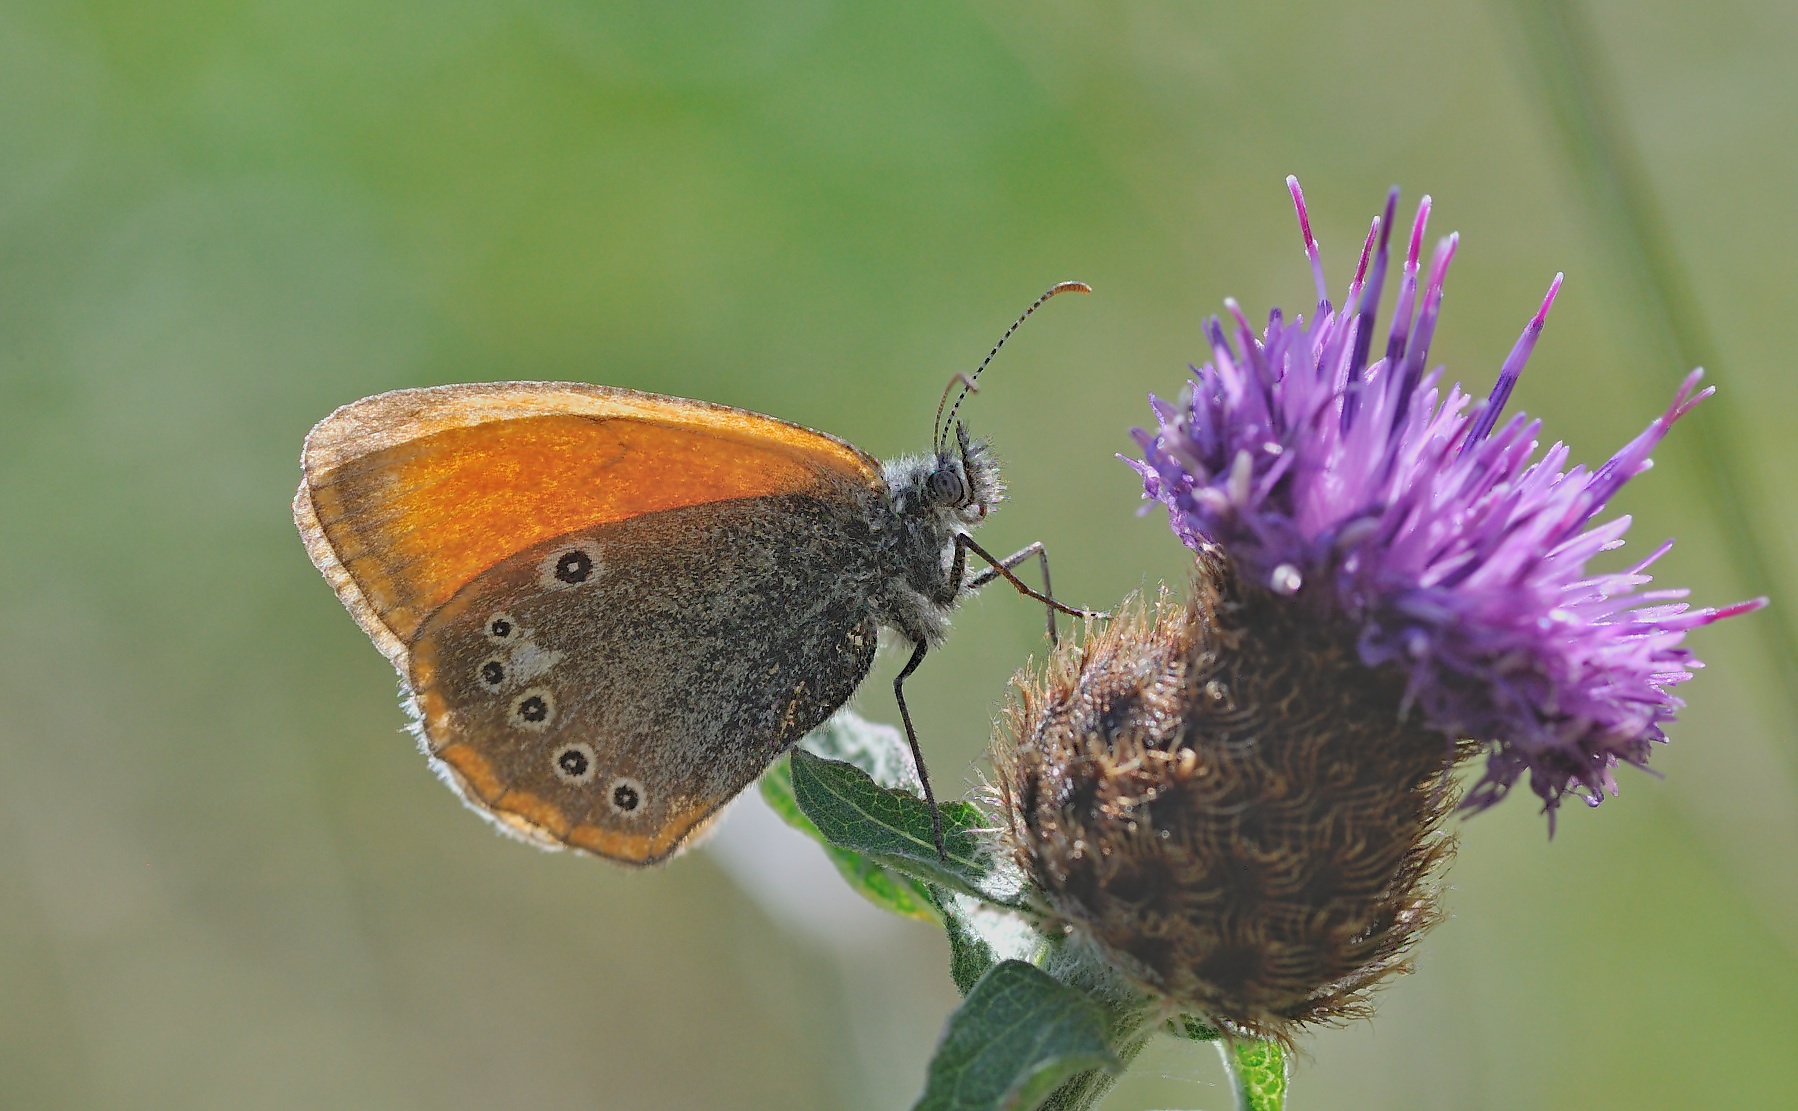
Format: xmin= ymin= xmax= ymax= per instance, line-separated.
xmin=508 ymin=686 xmax=556 ymax=732
xmin=538 ymin=541 xmax=602 ymax=590
xmin=608 ymin=777 xmax=646 ymax=818
xmin=476 ymin=655 xmax=509 ymax=691
xmin=484 ymin=612 xmax=521 ymax=643
xmin=551 ymin=742 xmax=598 ymax=785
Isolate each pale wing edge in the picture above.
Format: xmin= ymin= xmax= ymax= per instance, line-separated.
xmin=293 ymin=479 xmax=409 ymax=669
xmin=300 ymin=381 xmax=884 ymax=485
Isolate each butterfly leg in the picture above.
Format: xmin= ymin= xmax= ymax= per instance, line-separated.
xmin=967 ymin=540 xmax=1060 ymax=644
xmin=956 ymin=533 xmax=1105 ymax=636
xmin=891 ymin=642 xmax=947 ymax=861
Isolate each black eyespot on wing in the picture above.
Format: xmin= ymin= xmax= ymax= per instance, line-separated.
xmin=552 ymin=742 xmax=597 ymax=784
xmin=485 ymin=612 xmax=519 ymax=642
xmin=553 ymin=548 xmax=593 ymax=584
xmin=539 ymin=542 xmax=602 ymax=590
xmin=609 ymin=777 xmax=644 ymax=817
xmin=509 ymin=687 xmax=555 ymax=732
xmin=477 ymin=656 xmax=508 ymax=690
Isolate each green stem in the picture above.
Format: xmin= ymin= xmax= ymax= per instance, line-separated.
xmin=1034 ymin=938 xmax=1158 ymax=1110
xmin=1220 ymin=1039 xmax=1289 ymax=1111
xmin=1035 ymin=1019 xmax=1152 ymax=1111
xmin=1501 ymin=0 xmax=1798 ymax=727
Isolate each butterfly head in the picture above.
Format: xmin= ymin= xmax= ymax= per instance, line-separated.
xmin=885 ymin=420 xmax=1003 ymax=529
xmin=925 ymin=420 xmax=1002 ymax=525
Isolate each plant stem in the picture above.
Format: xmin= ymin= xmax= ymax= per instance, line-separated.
xmin=1036 ymin=1019 xmax=1152 ymax=1111
xmin=1034 ymin=937 xmax=1158 ymax=1110
xmin=1219 ymin=1039 xmax=1288 ymax=1111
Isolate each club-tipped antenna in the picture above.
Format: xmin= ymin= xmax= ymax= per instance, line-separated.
xmin=934 ymin=280 xmax=1090 ymax=455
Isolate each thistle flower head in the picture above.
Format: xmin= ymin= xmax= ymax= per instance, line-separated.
xmin=994 ymin=561 xmax=1466 ymax=1042
xmin=1128 ymin=179 xmax=1763 ymax=823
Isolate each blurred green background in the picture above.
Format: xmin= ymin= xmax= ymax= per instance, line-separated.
xmin=4 ymin=1 xmax=1795 ymax=1107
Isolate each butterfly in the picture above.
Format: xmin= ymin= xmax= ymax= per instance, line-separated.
xmin=294 ymin=282 xmax=1092 ymax=864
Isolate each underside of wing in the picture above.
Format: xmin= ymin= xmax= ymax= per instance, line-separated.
xmin=294 ymin=382 xmax=883 ymax=667
xmin=404 ymin=496 xmax=883 ymax=865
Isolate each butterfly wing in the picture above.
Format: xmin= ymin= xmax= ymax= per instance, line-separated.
xmin=407 ymin=494 xmax=882 ymax=863
xmin=295 ymin=382 xmax=889 ymax=863
xmin=295 ymin=382 xmax=883 ymax=667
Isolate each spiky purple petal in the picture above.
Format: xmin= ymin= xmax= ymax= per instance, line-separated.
xmin=1130 ymin=182 xmax=1764 ymax=822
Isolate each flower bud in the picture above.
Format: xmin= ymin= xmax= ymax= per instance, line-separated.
xmin=993 ymin=549 xmax=1470 ymax=1042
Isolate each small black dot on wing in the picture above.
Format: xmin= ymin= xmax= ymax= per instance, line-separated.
xmin=509 ymin=687 xmax=556 ymax=732
xmin=539 ymin=542 xmax=602 ymax=590
xmin=554 ymin=549 xmax=593 ymax=583
xmin=609 ymin=777 xmax=645 ymax=817
xmin=485 ymin=612 xmax=520 ymax=643
xmin=552 ymin=742 xmax=597 ymax=784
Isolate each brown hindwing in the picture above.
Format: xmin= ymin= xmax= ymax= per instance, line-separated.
xmin=408 ymin=492 xmax=884 ymax=864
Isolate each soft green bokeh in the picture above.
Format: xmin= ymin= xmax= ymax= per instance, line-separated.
xmin=3 ymin=1 xmax=1794 ymax=1107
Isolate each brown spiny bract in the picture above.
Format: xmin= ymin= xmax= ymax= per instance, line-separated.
xmin=992 ymin=548 xmax=1473 ymax=1043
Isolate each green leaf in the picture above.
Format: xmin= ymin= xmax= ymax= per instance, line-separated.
xmin=789 ymin=746 xmax=1025 ymax=907
xmin=1227 ymin=1039 xmax=1288 ymax=1111
xmin=759 ymin=755 xmax=938 ymax=922
xmin=914 ymin=960 xmax=1118 ymax=1111
xmin=930 ymin=888 xmax=1000 ymax=995
xmin=930 ymin=888 xmax=1051 ymax=995
xmin=758 ymin=749 xmax=814 ymax=831
xmin=799 ymin=710 xmax=922 ymax=790
xmin=1164 ymin=1014 xmax=1221 ymax=1042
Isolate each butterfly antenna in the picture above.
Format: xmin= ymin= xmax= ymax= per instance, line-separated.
xmin=934 ymin=280 xmax=1091 ymax=455
xmin=931 ymin=372 xmax=981 ymax=456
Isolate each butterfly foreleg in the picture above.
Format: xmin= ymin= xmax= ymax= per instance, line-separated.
xmin=966 ymin=540 xmax=1060 ymax=644
xmin=955 ymin=534 xmax=1102 ymax=645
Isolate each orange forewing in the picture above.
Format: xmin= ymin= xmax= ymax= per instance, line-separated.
xmin=295 ymin=382 xmax=881 ymax=665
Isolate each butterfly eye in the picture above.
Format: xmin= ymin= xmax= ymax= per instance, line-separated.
xmin=551 ymin=742 xmax=598 ymax=784
xmin=927 ymin=466 xmax=967 ymax=506
xmin=609 ymin=777 xmax=646 ymax=817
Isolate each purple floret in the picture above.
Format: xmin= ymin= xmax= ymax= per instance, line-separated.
xmin=1129 ymin=178 xmax=1764 ymax=824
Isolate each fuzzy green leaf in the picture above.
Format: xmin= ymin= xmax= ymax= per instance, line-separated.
xmin=1228 ymin=1040 xmax=1288 ymax=1111
xmin=788 ymin=747 xmax=1022 ymax=907
xmin=1164 ymin=1015 xmax=1221 ymax=1042
xmin=759 ymin=755 xmax=938 ymax=922
xmin=799 ymin=710 xmax=922 ymax=790
xmin=930 ymin=888 xmax=999 ymax=995
xmin=930 ymin=888 xmax=1050 ymax=995
xmin=914 ymin=960 xmax=1118 ymax=1111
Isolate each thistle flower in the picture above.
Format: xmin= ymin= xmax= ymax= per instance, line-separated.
xmin=995 ymin=566 xmax=1465 ymax=1041
xmin=1129 ymin=179 xmax=1762 ymax=823
xmin=991 ymin=181 xmax=1760 ymax=1041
